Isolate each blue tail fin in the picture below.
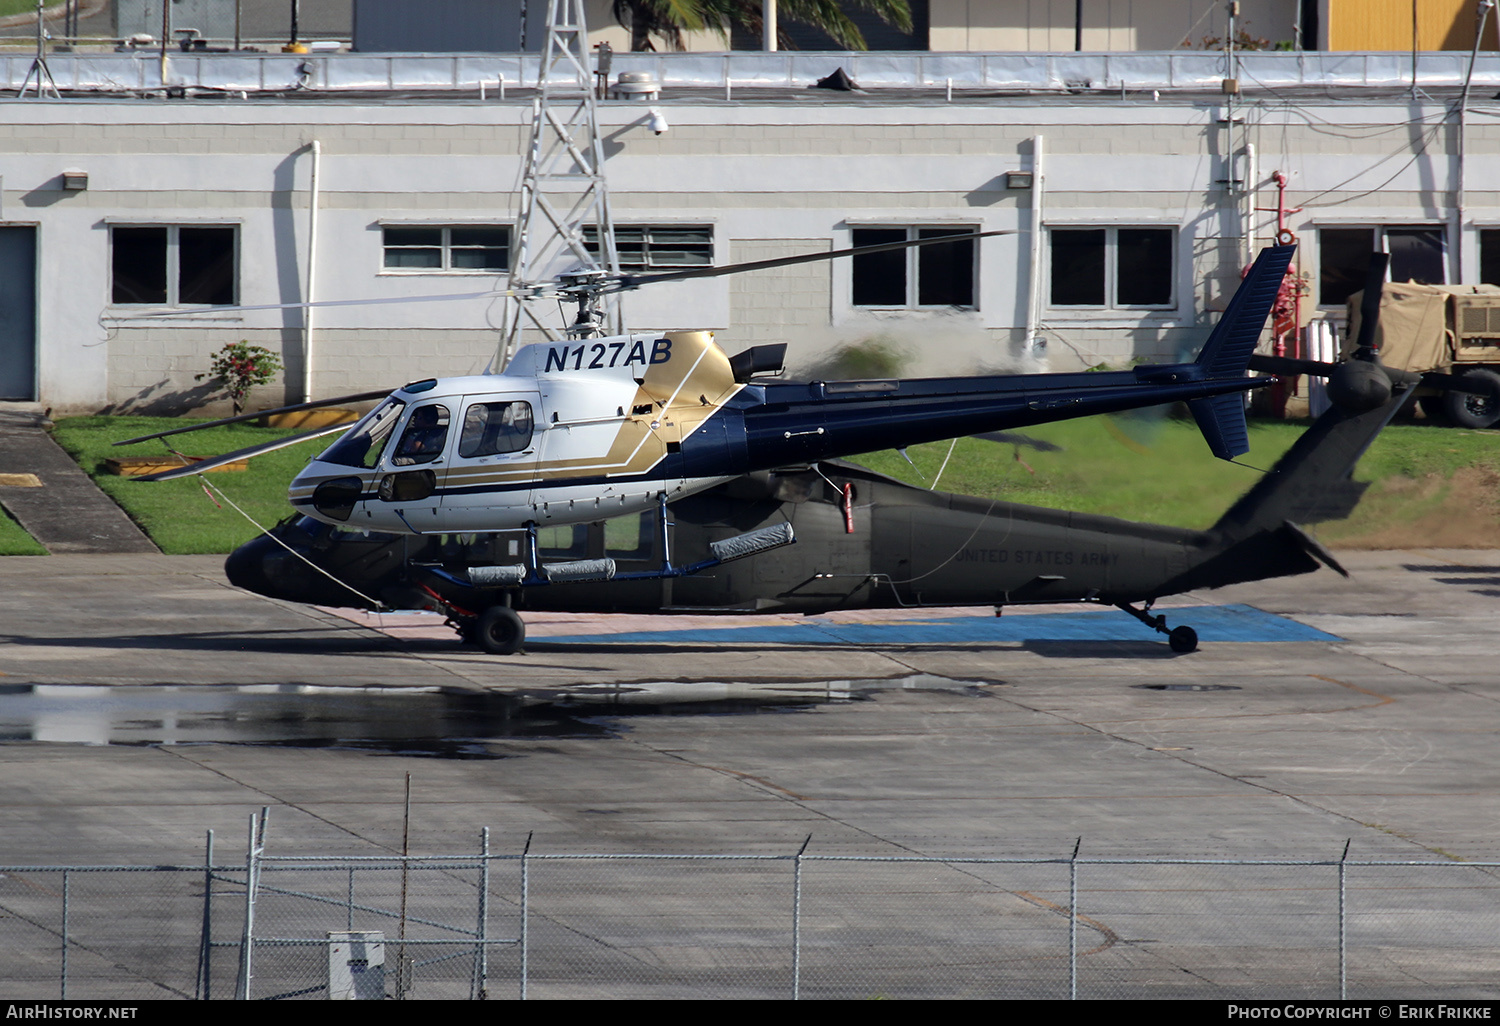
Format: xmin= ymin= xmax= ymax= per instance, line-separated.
xmin=1182 ymin=244 xmax=1296 ymax=460
xmin=1194 ymin=244 xmax=1296 ymax=378
xmin=1187 ymin=392 xmax=1251 ymax=460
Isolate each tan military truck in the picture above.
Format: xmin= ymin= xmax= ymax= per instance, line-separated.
xmin=1345 ymin=281 xmax=1500 ymax=428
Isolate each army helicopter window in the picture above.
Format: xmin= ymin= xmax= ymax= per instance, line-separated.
xmin=319 ymin=397 xmax=406 ymax=469
xmin=458 ymin=401 xmax=534 ymax=458
xmin=391 ymin=405 xmax=451 ymax=465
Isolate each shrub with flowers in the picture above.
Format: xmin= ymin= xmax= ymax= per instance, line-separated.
xmin=198 ymin=341 xmax=283 ymax=415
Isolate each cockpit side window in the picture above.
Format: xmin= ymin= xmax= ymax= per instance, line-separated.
xmin=318 ymin=397 xmax=407 ymax=469
xmin=458 ymin=401 xmax=534 ymax=458
xmin=391 ymin=404 xmax=451 ymax=465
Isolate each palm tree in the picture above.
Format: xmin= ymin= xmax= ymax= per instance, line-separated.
xmin=611 ymin=0 xmax=913 ymax=53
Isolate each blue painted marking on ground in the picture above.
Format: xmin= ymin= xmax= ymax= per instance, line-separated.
xmin=532 ymin=604 xmax=1342 ymax=647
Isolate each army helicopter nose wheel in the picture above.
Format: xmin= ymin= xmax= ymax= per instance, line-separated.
xmin=476 ymin=605 xmax=526 ymax=655
xmin=1168 ymin=625 xmax=1198 ymax=654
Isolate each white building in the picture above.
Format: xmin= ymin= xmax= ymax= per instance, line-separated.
xmin=1 ymin=48 xmax=1497 ymax=412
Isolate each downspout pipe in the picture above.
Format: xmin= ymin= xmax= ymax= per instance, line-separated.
xmin=303 ymin=139 xmax=321 ymax=403
xmin=1456 ymin=1 xmax=1495 ymax=284
xmin=1026 ymin=134 xmax=1047 ymax=359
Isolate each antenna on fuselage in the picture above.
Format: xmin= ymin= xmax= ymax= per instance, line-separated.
xmin=499 ymin=0 xmax=622 ymax=369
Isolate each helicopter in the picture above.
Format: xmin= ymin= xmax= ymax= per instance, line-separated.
xmin=120 ymin=237 xmax=1295 ymax=652
xmin=221 ymin=249 xmax=1489 ymax=656
xmin=224 ymin=338 xmax=1420 ymax=656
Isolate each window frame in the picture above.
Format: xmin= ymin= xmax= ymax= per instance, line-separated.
xmin=1315 ymin=223 xmax=1449 ymax=308
xmin=108 ymin=222 xmax=239 ymax=308
xmin=848 ymin=223 xmax=980 ymax=311
xmin=1480 ymin=227 xmax=1500 ymax=287
xmin=1045 ymin=224 xmax=1178 ymax=313
xmin=379 ymin=224 xmax=512 ymax=275
xmin=582 ymin=223 xmax=715 ymax=273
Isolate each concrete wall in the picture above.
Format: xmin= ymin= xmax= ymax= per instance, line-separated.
xmin=3 ymin=89 xmax=1496 ymax=412
xmin=928 ymin=0 xmax=1299 ymax=52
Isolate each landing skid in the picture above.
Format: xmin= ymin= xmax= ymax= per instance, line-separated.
xmin=1115 ymin=600 xmax=1199 ymax=654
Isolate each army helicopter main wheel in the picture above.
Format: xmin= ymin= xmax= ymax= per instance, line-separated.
xmin=1168 ymin=625 xmax=1198 ymax=654
xmin=476 ymin=605 xmax=525 ymax=655
xmin=1443 ymin=369 xmax=1500 ymax=430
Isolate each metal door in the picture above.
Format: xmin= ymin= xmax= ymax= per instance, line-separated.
xmin=0 ymin=226 xmax=37 ymax=400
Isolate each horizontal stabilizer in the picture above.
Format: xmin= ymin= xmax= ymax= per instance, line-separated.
xmin=1283 ymin=521 xmax=1349 ymax=578
xmin=1186 ymin=392 xmax=1250 ymax=461
xmin=1195 ymin=245 xmax=1296 ymax=377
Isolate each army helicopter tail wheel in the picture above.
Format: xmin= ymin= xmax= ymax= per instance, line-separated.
xmin=1168 ymin=625 xmax=1199 ymax=654
xmin=476 ymin=605 xmax=526 ymax=655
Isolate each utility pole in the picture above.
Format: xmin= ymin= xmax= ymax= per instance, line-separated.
xmin=499 ymin=0 xmax=621 ymax=370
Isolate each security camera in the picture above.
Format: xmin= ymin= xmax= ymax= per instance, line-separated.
xmin=647 ymin=109 xmax=668 ymax=135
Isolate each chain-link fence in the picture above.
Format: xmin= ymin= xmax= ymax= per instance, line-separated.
xmin=4 ymin=814 xmax=1500 ymax=999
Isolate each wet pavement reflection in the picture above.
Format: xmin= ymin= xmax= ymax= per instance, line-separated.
xmin=0 ymin=674 xmax=1002 ymax=756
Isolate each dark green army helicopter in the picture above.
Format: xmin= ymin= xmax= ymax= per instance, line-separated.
xmin=226 ymin=329 xmax=1427 ymax=656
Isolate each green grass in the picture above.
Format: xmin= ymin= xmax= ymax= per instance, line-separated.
xmin=850 ymin=412 xmax=1500 ymax=548
xmin=0 ymin=505 xmax=47 ymax=556
xmin=38 ymin=410 xmax=1500 ymax=556
xmin=50 ymin=416 xmax=315 ymax=555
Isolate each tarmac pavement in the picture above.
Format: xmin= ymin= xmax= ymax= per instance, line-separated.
xmin=3 ymin=548 xmax=1500 ymax=998
xmin=0 ymin=548 xmax=1497 ymax=865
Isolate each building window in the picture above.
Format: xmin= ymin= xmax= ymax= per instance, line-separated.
xmin=1319 ymin=226 xmax=1446 ymax=306
xmin=111 ymin=225 xmax=236 ymax=306
xmin=852 ymin=226 xmax=975 ymax=308
xmin=1049 ymin=227 xmax=1174 ymax=309
xmin=1480 ymin=229 xmax=1500 ymax=287
xmin=382 ymin=226 xmax=509 ymax=272
xmin=583 ymin=225 xmax=714 ymax=272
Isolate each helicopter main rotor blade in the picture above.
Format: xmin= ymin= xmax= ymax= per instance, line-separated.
xmin=114 ymin=389 xmax=394 ymax=446
xmin=134 ymin=424 xmax=354 ymax=482
xmin=601 ymin=229 xmax=1015 ymax=293
xmin=104 ymin=287 xmax=549 ymax=321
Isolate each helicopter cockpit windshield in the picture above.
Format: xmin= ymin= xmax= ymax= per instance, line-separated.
xmin=318 ymin=397 xmax=406 ymax=469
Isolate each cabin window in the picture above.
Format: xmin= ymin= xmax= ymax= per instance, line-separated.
xmin=382 ymin=226 xmax=509 ymax=272
xmin=1048 ymin=227 xmax=1174 ymax=309
xmin=1318 ymin=226 xmax=1446 ymax=306
xmin=458 ymin=401 xmax=534 ymax=458
xmin=851 ymin=226 xmax=976 ymax=308
xmin=582 ymin=224 xmax=714 ymax=272
xmin=110 ymin=225 xmax=237 ymax=306
xmin=391 ymin=404 xmax=450 ymax=466
xmin=319 ymin=398 xmax=406 ymax=469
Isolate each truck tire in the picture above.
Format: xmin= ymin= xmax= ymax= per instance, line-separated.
xmin=1442 ymin=369 xmax=1500 ymax=429
xmin=1418 ymin=395 xmax=1448 ymax=424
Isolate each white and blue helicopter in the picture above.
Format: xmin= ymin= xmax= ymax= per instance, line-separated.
xmin=118 ymin=234 xmax=1295 ymax=652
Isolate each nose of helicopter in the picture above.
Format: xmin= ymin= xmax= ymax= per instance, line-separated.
xmin=224 ymin=532 xmax=297 ymax=601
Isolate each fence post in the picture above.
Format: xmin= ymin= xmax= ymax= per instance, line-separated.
xmin=1069 ymin=837 xmax=1081 ymax=1001
xmin=472 ymin=827 xmax=490 ymax=1001
xmin=1339 ymin=839 xmax=1350 ymax=1000
xmin=792 ymin=834 xmax=810 ymax=1000
xmin=59 ymin=869 xmax=69 ymax=1000
xmin=520 ymin=831 xmax=532 ymax=1001
xmin=235 ymin=807 xmax=268 ymax=1000
xmin=196 ymin=829 xmax=214 ymax=1000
